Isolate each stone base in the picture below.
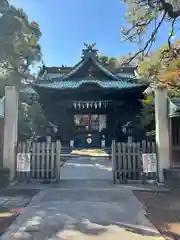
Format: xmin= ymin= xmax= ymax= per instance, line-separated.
xmin=164 ymin=168 xmax=180 ymax=182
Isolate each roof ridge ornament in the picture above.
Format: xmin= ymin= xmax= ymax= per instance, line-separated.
xmin=82 ymin=42 xmax=98 ymax=59
xmin=84 ymin=42 xmax=96 ymax=51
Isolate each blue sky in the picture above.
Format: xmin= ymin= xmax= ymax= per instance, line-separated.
xmin=11 ymin=0 xmax=176 ymax=66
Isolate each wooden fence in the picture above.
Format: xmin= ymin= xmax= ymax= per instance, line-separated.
xmin=17 ymin=140 xmax=61 ymax=182
xmin=112 ymin=140 xmax=157 ymax=184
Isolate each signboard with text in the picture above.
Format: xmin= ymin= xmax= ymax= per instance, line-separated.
xmin=142 ymin=153 xmax=157 ymax=173
xmin=17 ymin=153 xmax=31 ymax=172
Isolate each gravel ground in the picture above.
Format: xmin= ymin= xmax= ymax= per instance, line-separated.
xmin=134 ymin=190 xmax=180 ymax=240
xmin=0 ymin=189 xmax=39 ymax=237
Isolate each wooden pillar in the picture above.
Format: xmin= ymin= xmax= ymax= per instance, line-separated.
xmin=112 ymin=140 xmax=116 ymax=184
xmin=3 ymin=86 xmax=18 ymax=181
xmin=56 ymin=140 xmax=61 ymax=182
xmin=112 ymin=101 xmax=117 ymax=140
xmin=154 ymin=86 xmax=170 ymax=182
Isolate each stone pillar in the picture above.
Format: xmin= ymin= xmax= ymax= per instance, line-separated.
xmin=3 ymin=86 xmax=18 ymax=181
xmin=154 ymin=86 xmax=170 ymax=182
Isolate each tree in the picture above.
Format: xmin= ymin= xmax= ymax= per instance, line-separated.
xmin=98 ymin=54 xmax=138 ymax=70
xmin=0 ymin=0 xmax=41 ymax=89
xmin=137 ymin=42 xmax=180 ymax=136
xmin=137 ymin=41 xmax=180 ymax=89
xmin=18 ymin=99 xmax=48 ymax=140
xmin=0 ymin=1 xmax=48 ymax=139
xmin=120 ymin=0 xmax=180 ymax=69
xmin=98 ymin=55 xmax=117 ymax=70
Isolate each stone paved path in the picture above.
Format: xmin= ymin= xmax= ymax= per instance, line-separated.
xmin=0 ymin=157 xmax=164 ymax=239
xmin=60 ymin=156 xmax=112 ymax=180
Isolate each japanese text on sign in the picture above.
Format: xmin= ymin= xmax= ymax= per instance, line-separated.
xmin=142 ymin=153 xmax=157 ymax=173
xmin=17 ymin=153 xmax=31 ymax=172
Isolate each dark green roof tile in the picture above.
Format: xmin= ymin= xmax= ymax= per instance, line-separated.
xmin=34 ymin=79 xmax=143 ymax=90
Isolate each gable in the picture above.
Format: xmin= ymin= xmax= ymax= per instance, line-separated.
xmin=64 ymin=58 xmax=117 ymax=81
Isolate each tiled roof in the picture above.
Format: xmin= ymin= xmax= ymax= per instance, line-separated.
xmin=61 ymin=56 xmax=120 ymax=81
xmin=33 ymin=79 xmax=143 ymax=90
xmin=46 ymin=66 xmax=72 ymax=74
xmin=21 ymin=87 xmax=37 ymax=94
xmin=116 ymin=73 xmax=136 ymax=79
xmin=35 ymin=46 xmax=142 ymax=90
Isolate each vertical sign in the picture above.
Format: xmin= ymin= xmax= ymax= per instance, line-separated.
xmin=17 ymin=153 xmax=31 ymax=172
xmin=142 ymin=153 xmax=157 ymax=173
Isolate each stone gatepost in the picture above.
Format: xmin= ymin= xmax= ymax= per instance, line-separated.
xmin=154 ymin=85 xmax=170 ymax=182
xmin=3 ymin=86 xmax=18 ymax=181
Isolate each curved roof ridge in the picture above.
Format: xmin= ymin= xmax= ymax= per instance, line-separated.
xmin=61 ymin=52 xmax=122 ymax=81
xmin=91 ymin=55 xmax=120 ymax=81
xmin=61 ymin=56 xmax=89 ymax=80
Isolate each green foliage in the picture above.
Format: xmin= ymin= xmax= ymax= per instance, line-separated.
xmin=18 ymin=99 xmax=48 ymax=140
xmin=138 ymin=41 xmax=180 ymax=88
xmin=138 ymin=41 xmax=180 ymax=135
xmin=120 ymin=0 xmax=180 ymax=64
xmin=98 ymin=55 xmax=117 ymax=70
xmin=0 ymin=1 xmax=47 ymax=139
xmin=141 ymin=101 xmax=155 ymax=133
xmin=98 ymin=54 xmax=138 ymax=70
xmin=0 ymin=0 xmax=41 ymax=85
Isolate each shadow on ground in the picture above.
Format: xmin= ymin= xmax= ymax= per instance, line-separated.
xmin=0 ymin=189 xmax=39 ymax=237
xmin=6 ymin=211 xmax=162 ymax=239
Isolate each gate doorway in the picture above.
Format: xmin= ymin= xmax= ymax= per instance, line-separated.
xmin=60 ymin=148 xmax=112 ymax=180
xmin=16 ymin=139 xmax=112 ymax=183
xmin=73 ymin=114 xmax=106 ymax=148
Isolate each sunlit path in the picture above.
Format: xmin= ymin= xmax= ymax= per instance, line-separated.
xmin=0 ymin=157 xmax=164 ymax=239
xmin=71 ymin=149 xmax=109 ymax=157
xmin=60 ymin=156 xmax=112 ymax=180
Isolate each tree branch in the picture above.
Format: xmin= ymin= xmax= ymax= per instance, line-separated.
xmin=159 ymin=0 xmax=180 ymax=18
xmin=122 ymin=10 xmax=167 ymax=65
xmin=168 ymin=17 xmax=176 ymax=48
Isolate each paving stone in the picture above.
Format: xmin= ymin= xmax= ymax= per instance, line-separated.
xmin=28 ymin=232 xmax=45 ymax=240
xmin=3 ymin=199 xmax=29 ymax=207
xmin=0 ymin=157 xmax=164 ymax=239
xmin=0 ymin=200 xmax=8 ymax=206
xmin=13 ymin=231 xmax=33 ymax=240
xmin=0 ymin=197 xmax=10 ymax=202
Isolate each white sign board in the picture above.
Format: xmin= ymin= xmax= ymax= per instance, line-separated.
xmin=142 ymin=153 xmax=157 ymax=173
xmin=17 ymin=153 xmax=31 ymax=172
